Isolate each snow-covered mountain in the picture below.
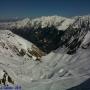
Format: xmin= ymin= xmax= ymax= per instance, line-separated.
xmin=10 ymin=15 xmax=90 ymax=30
xmin=0 ymin=15 xmax=90 ymax=90
xmin=10 ymin=15 xmax=75 ymax=30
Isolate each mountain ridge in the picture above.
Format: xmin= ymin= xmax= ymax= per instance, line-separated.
xmin=0 ymin=15 xmax=90 ymax=90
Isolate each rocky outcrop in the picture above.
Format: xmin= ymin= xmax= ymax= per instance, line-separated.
xmin=0 ymin=70 xmax=14 ymax=86
xmin=10 ymin=17 xmax=90 ymax=55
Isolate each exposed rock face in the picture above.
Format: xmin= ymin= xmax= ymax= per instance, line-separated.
xmin=0 ymin=70 xmax=14 ymax=86
xmin=10 ymin=17 xmax=90 ymax=55
xmin=0 ymin=30 xmax=45 ymax=61
xmin=11 ymin=26 xmax=64 ymax=53
xmin=0 ymin=15 xmax=90 ymax=90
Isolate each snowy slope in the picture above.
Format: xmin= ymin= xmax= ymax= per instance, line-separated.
xmin=10 ymin=16 xmax=75 ymax=30
xmin=10 ymin=15 xmax=90 ymax=31
xmin=0 ymin=15 xmax=90 ymax=90
xmin=0 ymin=29 xmax=90 ymax=90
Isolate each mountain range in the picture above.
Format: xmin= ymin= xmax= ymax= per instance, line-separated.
xmin=0 ymin=15 xmax=90 ymax=90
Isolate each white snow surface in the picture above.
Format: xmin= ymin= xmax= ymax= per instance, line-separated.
xmin=0 ymin=29 xmax=90 ymax=90
xmin=0 ymin=15 xmax=90 ymax=90
xmin=11 ymin=15 xmax=75 ymax=30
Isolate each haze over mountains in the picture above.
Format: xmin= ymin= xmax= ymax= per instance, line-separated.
xmin=0 ymin=15 xmax=90 ymax=90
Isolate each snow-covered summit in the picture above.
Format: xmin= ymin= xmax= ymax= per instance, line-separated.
xmin=11 ymin=17 xmax=31 ymax=29
xmin=11 ymin=15 xmax=75 ymax=30
xmin=10 ymin=15 xmax=90 ymax=31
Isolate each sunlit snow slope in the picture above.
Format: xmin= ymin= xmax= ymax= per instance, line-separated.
xmin=0 ymin=15 xmax=90 ymax=90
